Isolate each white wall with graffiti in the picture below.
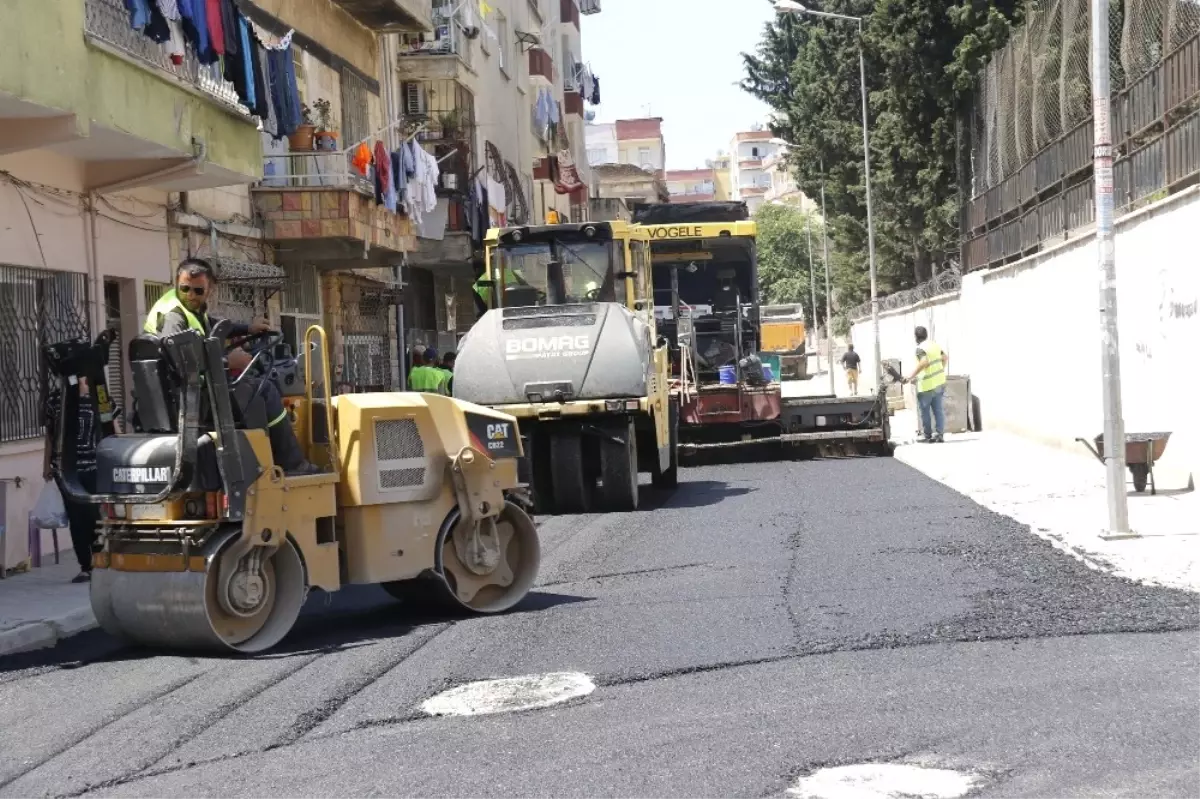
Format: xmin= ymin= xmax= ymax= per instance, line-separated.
xmin=852 ymin=186 xmax=1200 ymax=478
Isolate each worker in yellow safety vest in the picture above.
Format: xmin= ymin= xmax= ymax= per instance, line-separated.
xmin=144 ymin=258 xmax=319 ymax=474
xmin=407 ymin=347 xmax=449 ymax=394
xmin=904 ymin=325 xmax=949 ymax=443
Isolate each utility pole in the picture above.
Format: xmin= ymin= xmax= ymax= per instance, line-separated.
xmin=858 ymin=38 xmax=881 ymax=393
xmin=1092 ymin=0 xmax=1132 ymax=537
xmin=773 ymin=2 xmax=879 ymax=390
xmin=820 ymin=162 xmax=834 ymax=396
xmin=806 ymin=213 xmax=818 ymax=372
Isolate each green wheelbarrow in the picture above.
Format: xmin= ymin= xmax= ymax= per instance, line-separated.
xmin=1076 ymin=432 xmax=1172 ymax=495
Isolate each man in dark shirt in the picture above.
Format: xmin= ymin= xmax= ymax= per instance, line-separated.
xmin=147 ymin=259 xmax=318 ymax=475
xmin=50 ymin=378 xmax=100 ymax=583
xmin=840 ymin=344 xmax=862 ymax=395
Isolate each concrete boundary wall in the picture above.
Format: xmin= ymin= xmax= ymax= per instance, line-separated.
xmin=852 ymin=186 xmax=1200 ymax=481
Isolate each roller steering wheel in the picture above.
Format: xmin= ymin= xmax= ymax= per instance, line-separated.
xmin=228 ymin=330 xmax=283 ymax=389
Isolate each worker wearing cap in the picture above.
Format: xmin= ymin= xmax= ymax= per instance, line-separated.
xmin=408 ymin=347 xmax=448 ymax=394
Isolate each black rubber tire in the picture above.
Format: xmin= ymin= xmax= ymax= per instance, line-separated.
xmin=600 ymin=418 xmax=639 ymax=511
xmin=1131 ymin=463 xmax=1149 ymax=493
xmin=530 ymin=429 xmax=557 ymax=515
xmin=550 ymin=432 xmax=593 ymax=513
xmin=652 ymin=401 xmax=679 ymax=490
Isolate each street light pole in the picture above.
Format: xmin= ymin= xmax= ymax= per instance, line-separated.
xmin=820 ymin=161 xmax=834 ymax=396
xmin=806 ymin=212 xmax=818 ymax=372
xmin=857 ymin=31 xmax=881 ymax=393
xmin=1091 ymin=0 xmax=1132 ymax=536
xmin=774 ymin=1 xmax=880 ymax=390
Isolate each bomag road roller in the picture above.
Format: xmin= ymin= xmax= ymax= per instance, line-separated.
xmin=453 ymin=220 xmax=678 ymax=515
xmin=42 ymin=320 xmax=540 ymax=653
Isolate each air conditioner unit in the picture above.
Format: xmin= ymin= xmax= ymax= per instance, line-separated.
xmin=403 ymin=82 xmax=429 ymax=116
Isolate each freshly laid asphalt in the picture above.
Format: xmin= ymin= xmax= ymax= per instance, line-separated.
xmin=0 ymin=455 xmax=1196 ymax=797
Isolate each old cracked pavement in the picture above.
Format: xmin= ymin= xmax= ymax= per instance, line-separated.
xmin=1 ymin=458 xmax=1197 ymax=797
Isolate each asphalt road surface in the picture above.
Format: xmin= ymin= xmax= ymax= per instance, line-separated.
xmin=1 ymin=457 xmax=1197 ymax=798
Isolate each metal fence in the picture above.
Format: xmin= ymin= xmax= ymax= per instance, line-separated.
xmin=0 ymin=266 xmax=91 ymax=443
xmin=848 ymin=267 xmax=963 ymax=321
xmin=84 ymin=0 xmax=246 ymax=114
xmin=960 ymin=0 xmax=1200 ymax=272
xmin=329 ymin=273 xmax=402 ymax=393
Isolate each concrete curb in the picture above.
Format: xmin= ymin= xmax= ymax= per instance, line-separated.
xmin=0 ymin=609 xmax=98 ymax=658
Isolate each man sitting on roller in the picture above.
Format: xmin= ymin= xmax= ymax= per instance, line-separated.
xmin=144 ymin=258 xmax=319 ymax=475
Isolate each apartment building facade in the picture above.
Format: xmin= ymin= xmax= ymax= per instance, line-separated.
xmin=762 ymin=149 xmax=816 ymax=212
xmin=730 ymin=129 xmax=778 ymax=214
xmin=0 ymin=0 xmax=431 ymax=571
xmin=665 ymin=168 xmax=716 ymax=203
xmin=392 ymin=0 xmax=601 ymax=352
xmin=584 ymin=116 xmax=665 ymax=217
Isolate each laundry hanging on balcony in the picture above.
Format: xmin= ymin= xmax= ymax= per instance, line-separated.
xmin=533 ymin=89 xmax=559 ymax=142
xmin=465 ymin=178 xmax=489 ymax=248
xmin=373 ymin=141 xmax=392 ymax=209
xmin=122 ymin=0 xmax=171 ymax=44
xmin=351 ymin=143 xmax=372 ymax=176
xmin=176 ymin=0 xmax=215 ymax=64
xmin=405 ymin=146 xmax=442 ymax=236
xmin=553 ymin=120 xmax=584 ymax=196
xmin=266 ymin=44 xmax=303 ymax=139
xmin=574 ymin=62 xmax=595 ymax=104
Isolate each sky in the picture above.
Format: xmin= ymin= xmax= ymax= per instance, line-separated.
xmin=581 ymin=0 xmax=775 ymax=170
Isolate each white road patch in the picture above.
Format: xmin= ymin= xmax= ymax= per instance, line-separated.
xmin=421 ymin=672 xmax=596 ymax=717
xmin=787 ymin=763 xmax=981 ymax=799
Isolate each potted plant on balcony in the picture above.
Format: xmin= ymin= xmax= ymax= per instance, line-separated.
xmin=288 ymin=103 xmax=317 ymax=152
xmin=313 ymin=99 xmax=339 ymax=151
xmin=438 ymin=109 xmax=463 ymax=141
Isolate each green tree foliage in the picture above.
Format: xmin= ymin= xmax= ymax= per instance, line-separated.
xmin=754 ymin=203 xmax=832 ymax=328
xmin=741 ymin=0 xmax=1021 ymax=307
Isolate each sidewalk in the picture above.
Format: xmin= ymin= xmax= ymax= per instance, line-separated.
xmin=891 ymin=408 xmax=1200 ymax=593
xmin=0 ymin=560 xmax=97 ymax=657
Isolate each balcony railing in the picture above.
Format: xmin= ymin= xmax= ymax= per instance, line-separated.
xmin=84 ymin=0 xmax=246 ymax=114
xmin=261 ymin=148 xmax=374 ymax=194
xmin=579 ymin=0 xmax=601 ymax=14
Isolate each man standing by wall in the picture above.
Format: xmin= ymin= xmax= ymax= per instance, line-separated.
xmin=840 ymin=344 xmax=861 ymax=395
xmin=905 ymin=326 xmax=948 ymax=443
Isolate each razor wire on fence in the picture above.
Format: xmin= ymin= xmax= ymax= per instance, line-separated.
xmin=960 ymin=0 xmax=1200 ymax=272
xmin=847 ymin=265 xmax=963 ymax=322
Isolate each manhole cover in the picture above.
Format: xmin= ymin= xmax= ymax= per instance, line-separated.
xmin=788 ymin=763 xmax=981 ymax=799
xmin=421 ymin=672 xmax=596 ymax=717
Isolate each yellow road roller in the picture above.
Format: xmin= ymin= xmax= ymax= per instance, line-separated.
xmin=43 ymin=321 xmax=540 ymax=653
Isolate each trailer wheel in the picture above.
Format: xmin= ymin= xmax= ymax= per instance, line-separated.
xmin=550 ymin=432 xmax=593 ymax=514
xmin=652 ymin=401 xmax=679 ymax=490
xmin=600 ymin=418 xmax=639 ymax=511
